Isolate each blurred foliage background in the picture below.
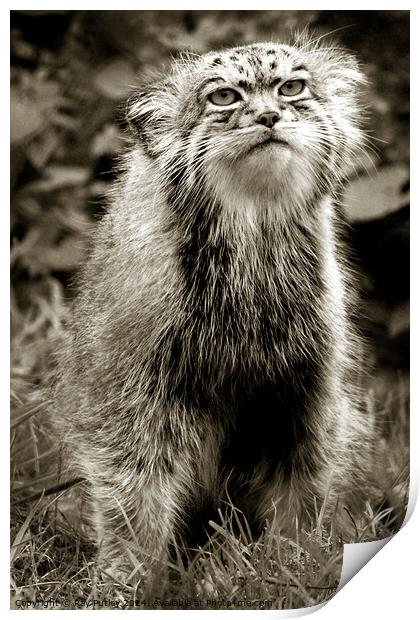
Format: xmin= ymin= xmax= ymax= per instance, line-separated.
xmin=10 ymin=9 xmax=409 ymax=408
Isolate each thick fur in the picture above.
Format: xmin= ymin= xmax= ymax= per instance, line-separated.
xmin=54 ymin=38 xmax=375 ymax=581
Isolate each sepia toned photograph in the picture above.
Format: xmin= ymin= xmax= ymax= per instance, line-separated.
xmin=10 ymin=9 xmax=409 ymax=610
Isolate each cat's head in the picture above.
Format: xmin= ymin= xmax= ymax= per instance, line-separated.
xmin=127 ymin=38 xmax=367 ymax=210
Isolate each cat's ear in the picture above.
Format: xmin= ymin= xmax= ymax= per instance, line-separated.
xmin=125 ymin=80 xmax=165 ymax=140
xmin=126 ymin=70 xmax=183 ymax=139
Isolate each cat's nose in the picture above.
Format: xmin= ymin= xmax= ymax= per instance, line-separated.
xmin=255 ymin=111 xmax=280 ymax=128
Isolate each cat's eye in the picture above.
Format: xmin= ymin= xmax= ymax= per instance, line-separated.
xmin=279 ymin=80 xmax=305 ymax=97
xmin=208 ymin=88 xmax=242 ymax=106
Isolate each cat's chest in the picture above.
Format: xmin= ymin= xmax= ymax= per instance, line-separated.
xmin=180 ymin=233 xmax=325 ymax=354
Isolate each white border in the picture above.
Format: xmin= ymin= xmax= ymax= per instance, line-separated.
xmin=4 ymin=4 xmax=416 ymax=618
xmin=3 ymin=2 xmax=414 ymax=11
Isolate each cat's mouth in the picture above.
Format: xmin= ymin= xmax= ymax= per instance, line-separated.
xmin=247 ymin=136 xmax=290 ymax=153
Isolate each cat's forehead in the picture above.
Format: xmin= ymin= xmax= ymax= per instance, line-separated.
xmin=199 ymin=44 xmax=305 ymax=87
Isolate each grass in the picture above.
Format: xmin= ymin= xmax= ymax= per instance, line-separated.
xmin=10 ymin=286 xmax=409 ymax=611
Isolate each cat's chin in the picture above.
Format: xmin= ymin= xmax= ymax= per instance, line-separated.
xmin=205 ymin=147 xmax=310 ymax=208
xmin=233 ymin=144 xmax=294 ymax=189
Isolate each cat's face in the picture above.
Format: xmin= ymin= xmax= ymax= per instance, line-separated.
xmin=128 ymin=40 xmax=366 ymax=207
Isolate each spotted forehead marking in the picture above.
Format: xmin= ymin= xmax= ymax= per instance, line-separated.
xmin=203 ymin=44 xmax=304 ymax=89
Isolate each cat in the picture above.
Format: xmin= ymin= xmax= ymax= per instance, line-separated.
xmin=54 ymin=38 xmax=375 ymax=583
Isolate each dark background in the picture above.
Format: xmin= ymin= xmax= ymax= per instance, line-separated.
xmin=11 ymin=9 xmax=409 ymax=406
